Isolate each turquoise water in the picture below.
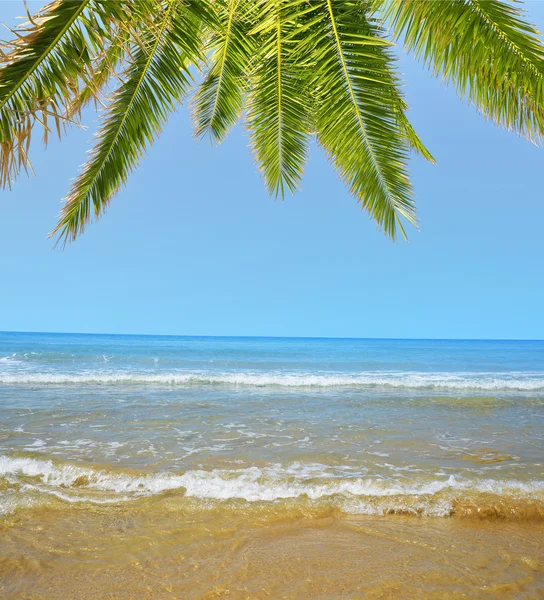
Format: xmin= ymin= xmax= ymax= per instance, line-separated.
xmin=1 ymin=332 xmax=543 ymax=517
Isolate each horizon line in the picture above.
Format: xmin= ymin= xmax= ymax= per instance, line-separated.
xmin=0 ymin=330 xmax=543 ymax=343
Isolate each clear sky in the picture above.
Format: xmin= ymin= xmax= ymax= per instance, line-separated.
xmin=1 ymin=1 xmax=543 ymax=339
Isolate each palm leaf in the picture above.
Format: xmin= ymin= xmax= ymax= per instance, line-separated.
xmin=192 ymin=0 xmax=255 ymax=142
xmin=246 ymin=0 xmax=312 ymax=196
xmin=66 ymin=28 xmax=131 ymax=119
xmin=303 ymin=0 xmax=415 ymax=239
xmin=0 ymin=0 xmax=128 ymax=187
xmin=51 ymin=0 xmax=206 ymax=245
xmin=384 ymin=0 xmax=544 ymax=141
xmin=397 ymin=107 xmax=436 ymax=164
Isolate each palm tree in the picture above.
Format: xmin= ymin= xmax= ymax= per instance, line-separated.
xmin=1 ymin=0 xmax=543 ymax=244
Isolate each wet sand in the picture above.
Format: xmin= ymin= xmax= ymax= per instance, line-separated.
xmin=1 ymin=500 xmax=543 ymax=599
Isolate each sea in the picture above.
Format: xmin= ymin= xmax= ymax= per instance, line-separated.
xmin=1 ymin=332 xmax=543 ymax=598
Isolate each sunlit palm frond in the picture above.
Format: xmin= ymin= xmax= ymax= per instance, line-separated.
xmin=246 ymin=0 xmax=312 ymax=196
xmin=383 ymin=0 xmax=544 ymax=141
xmin=51 ymin=0 xmax=206 ymax=245
xmin=304 ymin=0 xmax=414 ymax=239
xmin=1 ymin=0 xmax=543 ymax=244
xmin=192 ymin=0 xmax=255 ymax=142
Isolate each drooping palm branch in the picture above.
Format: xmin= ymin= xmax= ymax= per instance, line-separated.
xmin=246 ymin=0 xmax=312 ymax=196
xmin=0 ymin=0 xmax=131 ymax=188
xmin=52 ymin=0 xmax=209 ymax=243
xmin=307 ymin=0 xmax=415 ymax=238
xmin=382 ymin=0 xmax=544 ymax=141
xmin=192 ymin=0 xmax=255 ymax=142
xmin=0 ymin=0 xmax=543 ymax=244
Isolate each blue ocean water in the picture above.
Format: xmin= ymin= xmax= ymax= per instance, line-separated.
xmin=1 ymin=331 xmax=543 ymax=385
xmin=0 ymin=332 xmax=543 ymax=518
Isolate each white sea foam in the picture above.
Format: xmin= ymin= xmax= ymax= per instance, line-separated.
xmin=0 ymin=370 xmax=543 ymax=391
xmin=0 ymin=492 xmax=34 ymax=516
xmin=1 ymin=456 xmax=542 ymax=511
xmin=0 ymin=353 xmax=21 ymax=364
xmin=27 ymin=439 xmax=46 ymax=447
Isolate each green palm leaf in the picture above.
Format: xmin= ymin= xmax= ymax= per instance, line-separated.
xmin=51 ymin=0 xmax=205 ymax=245
xmin=246 ymin=0 xmax=311 ymax=196
xmin=192 ymin=0 xmax=255 ymax=142
xmin=305 ymin=0 xmax=414 ymax=239
xmin=393 ymin=92 xmax=436 ymax=164
xmin=384 ymin=0 xmax=544 ymax=141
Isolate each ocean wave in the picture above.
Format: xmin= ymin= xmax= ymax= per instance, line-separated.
xmin=0 ymin=370 xmax=543 ymax=391
xmin=1 ymin=457 xmax=543 ymax=519
xmin=0 ymin=353 xmax=21 ymax=365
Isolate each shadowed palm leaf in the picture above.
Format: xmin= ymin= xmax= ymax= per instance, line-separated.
xmin=0 ymin=0 xmax=543 ymax=243
xmin=0 ymin=0 xmax=130 ymax=187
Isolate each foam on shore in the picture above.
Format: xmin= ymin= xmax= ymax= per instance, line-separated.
xmin=1 ymin=370 xmax=543 ymax=391
xmin=2 ymin=456 xmax=543 ymax=520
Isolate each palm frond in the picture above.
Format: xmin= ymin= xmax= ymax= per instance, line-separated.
xmin=246 ymin=0 xmax=311 ymax=196
xmin=51 ymin=0 xmax=206 ymax=245
xmin=303 ymin=0 xmax=415 ymax=239
xmin=399 ymin=113 xmax=436 ymax=164
xmin=393 ymin=92 xmax=436 ymax=163
xmin=383 ymin=0 xmax=544 ymax=141
xmin=0 ymin=0 xmax=129 ymax=188
xmin=192 ymin=0 xmax=255 ymax=142
xmin=66 ymin=28 xmax=131 ymax=119
xmin=3 ymin=0 xmax=541 ymax=244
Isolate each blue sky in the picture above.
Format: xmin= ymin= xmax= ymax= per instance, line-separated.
xmin=1 ymin=1 xmax=543 ymax=339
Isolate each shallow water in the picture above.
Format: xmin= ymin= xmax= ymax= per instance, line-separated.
xmin=1 ymin=333 xmax=543 ymax=597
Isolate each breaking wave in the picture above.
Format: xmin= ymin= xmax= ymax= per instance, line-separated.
xmin=0 ymin=353 xmax=21 ymax=364
xmin=1 ymin=456 xmax=543 ymax=520
xmin=0 ymin=370 xmax=543 ymax=391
